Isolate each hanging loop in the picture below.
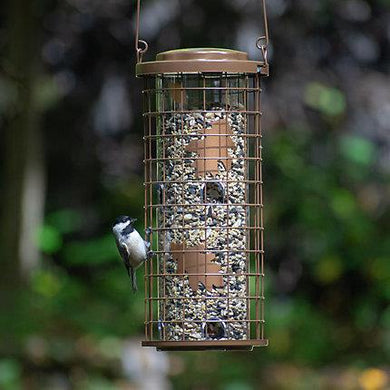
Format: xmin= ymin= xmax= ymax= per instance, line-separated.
xmin=136 ymin=40 xmax=149 ymax=63
xmin=256 ymin=0 xmax=269 ymax=66
xmin=256 ymin=36 xmax=268 ymax=64
xmin=135 ymin=0 xmax=149 ymax=63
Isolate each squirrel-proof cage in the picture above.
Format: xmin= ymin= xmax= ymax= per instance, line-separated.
xmin=138 ymin=48 xmax=268 ymax=351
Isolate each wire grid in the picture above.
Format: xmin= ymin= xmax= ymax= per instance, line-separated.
xmin=142 ymin=72 xmax=266 ymax=350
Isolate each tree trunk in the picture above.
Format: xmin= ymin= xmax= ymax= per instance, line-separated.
xmin=0 ymin=0 xmax=45 ymax=351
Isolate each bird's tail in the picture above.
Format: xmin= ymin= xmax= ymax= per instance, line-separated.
xmin=130 ymin=266 xmax=138 ymax=293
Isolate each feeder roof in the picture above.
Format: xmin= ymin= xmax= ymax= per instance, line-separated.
xmin=136 ymin=47 xmax=268 ymax=76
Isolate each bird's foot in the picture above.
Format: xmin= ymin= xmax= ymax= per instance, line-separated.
xmin=147 ymin=250 xmax=154 ymax=260
xmin=145 ymin=226 xmax=152 ymax=242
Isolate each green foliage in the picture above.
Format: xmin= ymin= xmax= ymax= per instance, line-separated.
xmin=223 ymin=383 xmax=252 ymax=390
xmin=314 ymin=255 xmax=343 ymax=284
xmin=267 ymin=299 xmax=335 ymax=364
xmin=339 ymin=135 xmax=376 ymax=166
xmin=31 ymin=269 xmax=63 ymax=298
xmin=63 ymin=235 xmax=118 ymax=265
xmin=46 ymin=208 xmax=83 ymax=234
xmin=78 ymin=378 xmax=118 ymax=390
xmin=0 ymin=359 xmax=22 ymax=390
xmin=304 ymin=82 xmax=346 ymax=116
xmin=330 ymin=188 xmax=357 ymax=219
xmin=37 ymin=224 xmax=63 ymax=254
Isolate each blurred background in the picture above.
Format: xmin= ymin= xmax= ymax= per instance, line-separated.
xmin=1 ymin=0 xmax=390 ymax=389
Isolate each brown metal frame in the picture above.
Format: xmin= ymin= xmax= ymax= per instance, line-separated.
xmin=136 ymin=48 xmax=269 ymax=77
xmin=139 ymin=54 xmax=268 ymax=350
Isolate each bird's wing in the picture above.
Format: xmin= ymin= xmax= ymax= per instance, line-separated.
xmin=116 ymin=240 xmax=130 ymax=276
xmin=115 ymin=240 xmax=130 ymax=264
xmin=115 ymin=241 xmax=137 ymax=292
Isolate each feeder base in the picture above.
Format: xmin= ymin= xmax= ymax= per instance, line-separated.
xmin=142 ymin=339 xmax=268 ymax=351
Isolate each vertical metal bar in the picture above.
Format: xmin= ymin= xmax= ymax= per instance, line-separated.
xmin=180 ymin=73 xmax=185 ymax=341
xmin=202 ymin=74 xmax=207 ymax=332
xmin=143 ymin=79 xmax=149 ymax=340
xmin=253 ymin=79 xmax=256 ymax=341
xmin=135 ymin=0 xmax=149 ymax=63
xmin=244 ymin=74 xmax=250 ymax=340
xmin=259 ymin=76 xmax=265 ymax=339
xmin=135 ymin=0 xmax=141 ymax=53
xmin=261 ymin=0 xmax=269 ymax=45
xmin=225 ymin=73 xmax=231 ymax=339
xmin=255 ymin=74 xmax=261 ymax=340
xmin=148 ymin=79 xmax=154 ymax=340
xmin=155 ymin=93 xmax=160 ymax=340
xmin=161 ymin=77 xmax=167 ymax=341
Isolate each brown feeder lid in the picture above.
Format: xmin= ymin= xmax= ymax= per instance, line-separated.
xmin=136 ymin=47 xmax=268 ymax=76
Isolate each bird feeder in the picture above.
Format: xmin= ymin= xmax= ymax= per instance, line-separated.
xmin=136 ymin=0 xmax=270 ymax=351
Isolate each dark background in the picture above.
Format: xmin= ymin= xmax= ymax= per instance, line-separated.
xmin=0 ymin=0 xmax=389 ymax=389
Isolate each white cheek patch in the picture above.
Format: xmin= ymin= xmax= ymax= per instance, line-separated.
xmin=113 ymin=221 xmax=130 ymax=234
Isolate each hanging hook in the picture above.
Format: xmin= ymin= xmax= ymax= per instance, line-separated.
xmin=256 ymin=36 xmax=268 ymax=64
xmin=136 ymin=39 xmax=149 ymax=63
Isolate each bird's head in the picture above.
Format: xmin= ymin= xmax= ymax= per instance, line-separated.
xmin=113 ymin=215 xmax=137 ymax=228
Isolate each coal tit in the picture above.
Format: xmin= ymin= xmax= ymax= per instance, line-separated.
xmin=112 ymin=216 xmax=151 ymax=292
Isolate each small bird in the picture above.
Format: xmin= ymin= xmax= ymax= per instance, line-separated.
xmin=112 ymin=216 xmax=151 ymax=292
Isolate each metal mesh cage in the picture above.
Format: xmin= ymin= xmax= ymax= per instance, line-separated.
xmin=139 ymin=50 xmax=268 ymax=351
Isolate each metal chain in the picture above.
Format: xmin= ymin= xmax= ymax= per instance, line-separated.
xmin=135 ymin=0 xmax=269 ymax=65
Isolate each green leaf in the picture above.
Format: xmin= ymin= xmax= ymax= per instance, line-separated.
xmin=31 ymin=270 xmax=62 ymax=298
xmin=37 ymin=225 xmax=63 ymax=253
xmin=370 ymin=257 xmax=390 ymax=281
xmin=330 ymin=189 xmax=356 ymax=219
xmin=304 ymin=82 xmax=346 ymax=116
xmin=339 ymin=135 xmax=375 ymax=166
xmin=0 ymin=359 xmax=21 ymax=389
xmin=223 ymin=383 xmax=253 ymax=390
xmin=46 ymin=208 xmax=83 ymax=234
xmin=354 ymin=299 xmax=378 ymax=331
xmin=63 ymin=234 xmax=118 ymax=265
xmin=314 ymin=255 xmax=343 ymax=284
